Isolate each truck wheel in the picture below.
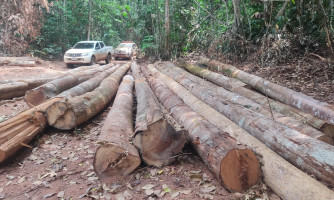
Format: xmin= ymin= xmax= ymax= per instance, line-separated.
xmin=105 ymin=54 xmax=111 ymax=64
xmin=66 ymin=64 xmax=74 ymax=68
xmin=90 ymin=56 xmax=97 ymax=65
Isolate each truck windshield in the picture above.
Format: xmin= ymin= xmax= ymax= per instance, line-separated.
xmin=117 ymin=43 xmax=132 ymax=48
xmin=73 ymin=43 xmax=95 ymax=49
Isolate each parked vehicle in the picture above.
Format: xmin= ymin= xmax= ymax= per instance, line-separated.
xmin=114 ymin=41 xmax=138 ymax=60
xmin=64 ymin=41 xmax=113 ymax=68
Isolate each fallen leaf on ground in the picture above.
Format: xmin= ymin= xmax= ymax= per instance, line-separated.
xmin=200 ymin=184 xmax=216 ymax=194
xmin=142 ymin=184 xmax=155 ymax=190
xmin=17 ymin=176 xmax=26 ymax=184
xmin=57 ymin=191 xmax=64 ymax=198
xmin=43 ymin=193 xmax=55 ymax=199
xmin=123 ymin=190 xmax=132 ymax=199
xmin=170 ymin=191 xmax=179 ymax=198
xmin=180 ymin=189 xmax=191 ymax=195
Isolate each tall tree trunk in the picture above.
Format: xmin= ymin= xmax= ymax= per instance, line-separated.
xmin=87 ymin=0 xmax=92 ymax=41
xmin=164 ymin=0 xmax=170 ymax=58
xmin=231 ymin=0 xmax=243 ymax=35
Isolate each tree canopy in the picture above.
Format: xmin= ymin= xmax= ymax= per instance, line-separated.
xmin=2 ymin=0 xmax=333 ymax=61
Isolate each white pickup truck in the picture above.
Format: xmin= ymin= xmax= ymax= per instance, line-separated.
xmin=64 ymin=41 xmax=113 ymax=68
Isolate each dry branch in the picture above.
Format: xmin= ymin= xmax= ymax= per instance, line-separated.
xmin=0 ymin=98 xmax=63 ymax=163
xmin=160 ymin=62 xmax=332 ymax=144
xmin=93 ymin=75 xmax=141 ymax=178
xmin=198 ymin=57 xmax=334 ymax=124
xmin=25 ymin=63 xmax=114 ymax=106
xmin=147 ymin=64 xmax=334 ymax=200
xmin=131 ymin=62 xmax=186 ymax=167
xmin=46 ymin=63 xmax=130 ymax=130
xmin=144 ymin=66 xmax=260 ymax=192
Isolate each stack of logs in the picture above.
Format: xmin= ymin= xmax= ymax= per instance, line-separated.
xmin=1 ymin=59 xmax=334 ymax=200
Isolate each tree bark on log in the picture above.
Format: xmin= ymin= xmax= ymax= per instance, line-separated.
xmin=0 ymin=57 xmax=41 ymax=67
xmin=183 ymin=60 xmax=334 ymax=138
xmin=131 ymin=62 xmax=186 ymax=167
xmin=145 ymin=73 xmax=260 ymax=193
xmin=147 ymin=64 xmax=334 ymax=200
xmin=0 ymin=98 xmax=63 ymax=163
xmin=57 ymin=65 xmax=120 ymax=99
xmin=0 ymin=64 xmax=101 ymax=100
xmin=155 ymin=62 xmax=334 ymax=186
xmin=93 ymin=75 xmax=141 ymax=178
xmin=158 ymin=63 xmax=332 ymax=144
xmin=25 ymin=63 xmax=115 ymax=106
xmin=197 ymin=58 xmax=334 ymax=124
xmin=46 ymin=63 xmax=131 ymax=130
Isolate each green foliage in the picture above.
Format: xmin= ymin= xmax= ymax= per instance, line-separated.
xmin=30 ymin=0 xmax=334 ymax=60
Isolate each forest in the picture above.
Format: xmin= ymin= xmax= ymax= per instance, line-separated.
xmin=1 ymin=0 xmax=333 ymax=63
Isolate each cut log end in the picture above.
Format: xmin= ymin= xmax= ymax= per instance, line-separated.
xmin=25 ymin=90 xmax=46 ymax=107
xmin=317 ymin=135 xmax=334 ymax=145
xmin=133 ymin=119 xmax=186 ymax=167
xmin=46 ymin=101 xmax=75 ymax=130
xmin=220 ymin=148 xmax=261 ymax=192
xmin=93 ymin=144 xmax=141 ymax=178
xmin=323 ymin=125 xmax=334 ymax=138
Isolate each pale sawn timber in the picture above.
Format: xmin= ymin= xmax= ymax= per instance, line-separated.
xmin=147 ymin=64 xmax=334 ymax=200
xmin=131 ymin=62 xmax=186 ymax=167
xmin=93 ymin=75 xmax=141 ymax=178
xmin=0 ymin=98 xmax=63 ymax=163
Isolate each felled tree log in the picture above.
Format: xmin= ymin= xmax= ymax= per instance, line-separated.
xmin=93 ymin=75 xmax=140 ymax=178
xmin=131 ymin=62 xmax=186 ymax=167
xmin=144 ymin=73 xmax=260 ymax=192
xmin=57 ymin=65 xmax=120 ymax=99
xmin=182 ymin=61 xmax=334 ymax=138
xmin=0 ymin=64 xmax=101 ymax=100
xmin=0 ymin=98 xmax=63 ymax=163
xmin=155 ymin=63 xmax=334 ymax=185
xmin=197 ymin=58 xmax=334 ymax=124
xmin=25 ymin=63 xmax=114 ymax=106
xmin=0 ymin=57 xmax=41 ymax=67
xmin=147 ymin=64 xmax=334 ymax=200
xmin=46 ymin=63 xmax=130 ymax=130
xmin=158 ymin=63 xmax=332 ymax=144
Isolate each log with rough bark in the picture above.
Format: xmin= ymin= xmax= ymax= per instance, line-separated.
xmin=57 ymin=65 xmax=120 ymax=99
xmin=46 ymin=63 xmax=131 ymax=130
xmin=0 ymin=64 xmax=101 ymax=100
xmin=145 ymin=74 xmax=260 ymax=193
xmin=0 ymin=98 xmax=63 ymax=163
xmin=0 ymin=57 xmax=41 ymax=67
xmin=147 ymin=64 xmax=334 ymax=200
xmin=93 ymin=75 xmax=141 ymax=178
xmin=158 ymin=63 xmax=332 ymax=144
xmin=131 ymin=62 xmax=186 ymax=167
xmin=182 ymin=61 xmax=334 ymax=138
xmin=197 ymin=57 xmax=334 ymax=124
xmin=25 ymin=63 xmax=115 ymax=106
